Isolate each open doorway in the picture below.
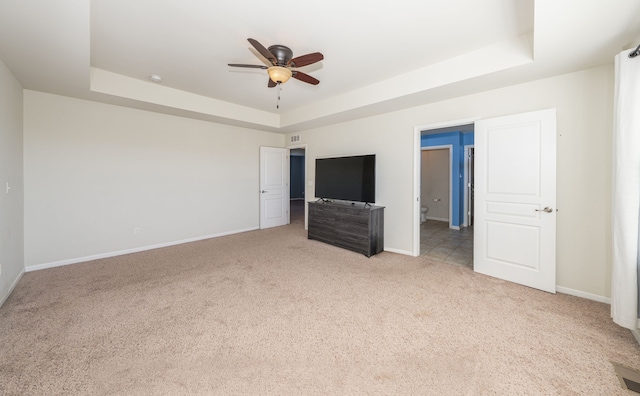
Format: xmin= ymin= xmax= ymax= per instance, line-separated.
xmin=289 ymin=147 xmax=306 ymax=226
xmin=421 ymin=146 xmax=452 ymax=226
xmin=419 ymin=125 xmax=474 ymax=267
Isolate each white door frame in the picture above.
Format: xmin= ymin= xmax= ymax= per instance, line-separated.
xmin=463 ymin=144 xmax=475 ymax=228
xmin=413 ymin=118 xmax=479 ymax=256
xmin=421 ymin=145 xmax=453 ymax=228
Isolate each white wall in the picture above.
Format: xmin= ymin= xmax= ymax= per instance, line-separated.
xmin=20 ymin=65 xmax=616 ymax=299
xmin=295 ymin=115 xmax=416 ymax=255
xmin=294 ymin=65 xmax=614 ymax=299
xmin=23 ymin=91 xmax=284 ymax=269
xmin=0 ymin=59 xmax=24 ymax=305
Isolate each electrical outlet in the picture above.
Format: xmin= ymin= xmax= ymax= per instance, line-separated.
xmin=133 ymin=227 xmax=141 ymax=235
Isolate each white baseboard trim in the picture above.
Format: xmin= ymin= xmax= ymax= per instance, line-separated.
xmin=0 ymin=268 xmax=25 ymax=308
xmin=556 ymin=289 xmax=640 ymax=346
xmin=425 ymin=216 xmax=448 ymax=222
xmin=383 ymin=247 xmax=414 ymax=256
xmin=25 ymin=226 xmax=260 ymax=272
xmin=537 ymin=287 xmax=640 ymax=345
xmin=555 ymin=286 xmax=611 ymax=304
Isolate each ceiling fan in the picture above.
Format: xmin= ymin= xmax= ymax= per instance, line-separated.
xmin=228 ymin=38 xmax=324 ymax=88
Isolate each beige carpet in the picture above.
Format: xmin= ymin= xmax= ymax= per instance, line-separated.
xmin=1 ymin=221 xmax=639 ymax=395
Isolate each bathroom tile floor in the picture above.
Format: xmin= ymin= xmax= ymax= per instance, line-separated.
xmin=420 ymin=220 xmax=473 ymax=268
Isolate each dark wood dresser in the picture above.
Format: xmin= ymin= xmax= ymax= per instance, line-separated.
xmin=308 ymin=201 xmax=384 ymax=257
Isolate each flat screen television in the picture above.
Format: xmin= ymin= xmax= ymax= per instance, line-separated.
xmin=315 ymin=154 xmax=375 ymax=203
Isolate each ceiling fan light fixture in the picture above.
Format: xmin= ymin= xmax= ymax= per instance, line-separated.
xmin=267 ymin=66 xmax=292 ymax=84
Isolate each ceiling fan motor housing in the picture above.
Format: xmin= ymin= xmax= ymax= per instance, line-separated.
xmin=268 ymin=45 xmax=293 ymax=66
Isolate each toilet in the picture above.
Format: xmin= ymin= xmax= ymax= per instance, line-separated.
xmin=421 ymin=207 xmax=429 ymax=223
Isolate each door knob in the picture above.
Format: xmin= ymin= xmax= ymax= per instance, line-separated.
xmin=535 ymin=207 xmax=553 ymax=213
xmin=261 ymin=190 xmax=267 ymax=193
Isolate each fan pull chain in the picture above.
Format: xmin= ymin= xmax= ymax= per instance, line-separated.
xmin=276 ymin=82 xmax=282 ymax=109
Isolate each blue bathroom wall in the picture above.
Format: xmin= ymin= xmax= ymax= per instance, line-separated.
xmin=421 ymin=131 xmax=474 ymax=227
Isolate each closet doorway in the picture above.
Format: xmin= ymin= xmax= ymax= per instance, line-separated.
xmin=289 ymin=147 xmax=306 ymax=227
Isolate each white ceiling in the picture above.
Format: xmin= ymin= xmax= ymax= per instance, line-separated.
xmin=1 ymin=0 xmax=639 ymax=134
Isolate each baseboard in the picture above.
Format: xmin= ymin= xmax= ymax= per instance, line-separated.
xmin=553 ymin=288 xmax=640 ymax=345
xmin=383 ymin=247 xmax=414 ymax=256
xmin=421 ymin=218 xmax=460 ymax=230
xmin=0 ymin=268 xmax=24 ymax=308
xmin=555 ymin=286 xmax=611 ymax=304
xmin=25 ymin=226 xmax=260 ymax=272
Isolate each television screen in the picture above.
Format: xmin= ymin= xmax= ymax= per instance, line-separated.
xmin=315 ymin=155 xmax=375 ymax=203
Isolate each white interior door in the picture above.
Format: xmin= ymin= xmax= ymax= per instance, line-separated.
xmin=474 ymin=109 xmax=557 ymax=293
xmin=260 ymin=147 xmax=289 ymax=229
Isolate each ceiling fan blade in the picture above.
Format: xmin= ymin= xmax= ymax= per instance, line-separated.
xmin=248 ymin=38 xmax=276 ymax=65
xmin=268 ymin=78 xmax=277 ymax=88
xmin=292 ymin=71 xmax=319 ymax=85
xmin=228 ymin=63 xmax=268 ymax=69
xmin=288 ymin=52 xmax=324 ymax=68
